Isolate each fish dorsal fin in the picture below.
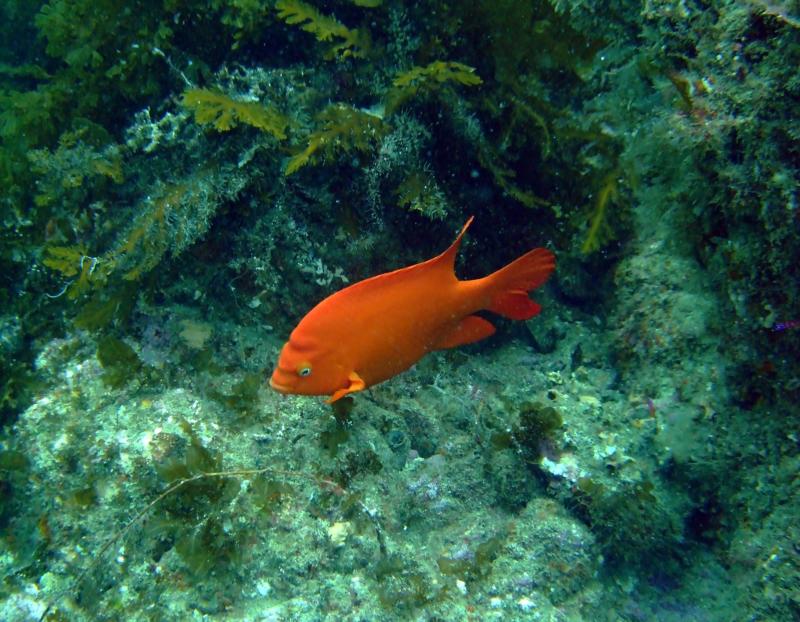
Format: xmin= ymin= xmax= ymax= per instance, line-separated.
xmin=432 ymin=215 xmax=474 ymax=274
xmin=310 ymin=217 xmax=475 ymax=310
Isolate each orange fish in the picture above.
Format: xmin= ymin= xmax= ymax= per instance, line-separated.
xmin=269 ymin=217 xmax=555 ymax=402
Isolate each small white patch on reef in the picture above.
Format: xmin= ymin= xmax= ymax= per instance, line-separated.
xmin=517 ymin=596 xmax=536 ymax=611
xmin=579 ymin=394 xmax=601 ymax=408
xmin=327 ymin=521 xmax=352 ymax=547
xmin=540 ymin=452 xmax=586 ymax=483
xmin=255 ymin=578 xmax=272 ymax=597
xmin=179 ymin=319 xmax=212 ymax=350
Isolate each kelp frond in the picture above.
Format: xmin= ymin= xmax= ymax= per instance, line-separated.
xmin=387 ymin=61 xmax=482 ymax=114
xmin=182 ymin=89 xmax=288 ymax=139
xmin=393 ymin=61 xmax=482 ymax=89
xmin=275 ymin=0 xmax=366 ymax=59
xmin=285 ymin=104 xmax=385 ymax=175
xmin=582 ymin=173 xmax=619 ymax=254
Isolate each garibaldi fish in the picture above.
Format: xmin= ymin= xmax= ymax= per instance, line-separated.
xmin=270 ymin=217 xmax=555 ymax=402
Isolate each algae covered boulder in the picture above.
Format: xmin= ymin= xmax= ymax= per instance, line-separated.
xmin=488 ymin=497 xmax=599 ymax=605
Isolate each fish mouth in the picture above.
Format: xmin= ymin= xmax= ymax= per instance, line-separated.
xmin=269 ymin=377 xmax=290 ymax=393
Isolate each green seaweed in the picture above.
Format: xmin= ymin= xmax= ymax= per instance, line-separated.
xmin=67 ymin=484 xmax=97 ymax=510
xmin=582 ymin=171 xmax=621 ymax=254
xmin=513 ymin=400 xmax=563 ymax=460
xmin=375 ymin=555 xmax=448 ymax=611
xmin=96 ymin=336 xmax=142 ymax=388
xmin=285 ymin=103 xmax=385 ymax=175
xmin=320 ymin=419 xmax=350 ymax=458
xmin=386 ymin=61 xmax=482 ymax=114
xmin=173 ymin=516 xmax=243 ymax=575
xmin=217 ymin=0 xmax=275 ymax=48
xmin=149 ymin=423 xmax=244 ymax=575
xmin=182 ymin=88 xmax=288 ymax=138
xmin=573 ymin=476 xmax=681 ymax=568
xmin=437 ymin=531 xmax=506 ymax=581
xmin=275 ymin=0 xmax=368 ymax=59
xmin=27 ymin=125 xmax=123 ymax=209
xmin=0 ymin=450 xmax=28 ymax=472
xmin=74 ymin=284 xmax=137 ymax=331
xmin=209 ymin=372 xmax=263 ymax=416
xmin=394 ymin=170 xmax=448 ymax=219
xmin=251 ymin=475 xmax=294 ymax=515
xmin=42 ymin=245 xmax=88 ymax=279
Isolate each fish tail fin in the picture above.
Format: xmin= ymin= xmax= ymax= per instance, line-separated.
xmin=484 ymin=247 xmax=555 ymax=320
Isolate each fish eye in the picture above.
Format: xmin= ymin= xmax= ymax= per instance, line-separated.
xmin=296 ymin=363 xmax=312 ymax=377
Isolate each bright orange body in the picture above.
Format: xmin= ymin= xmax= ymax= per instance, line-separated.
xmin=269 ymin=217 xmax=555 ymax=402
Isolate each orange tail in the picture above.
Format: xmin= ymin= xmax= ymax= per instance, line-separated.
xmin=484 ymin=247 xmax=556 ymax=320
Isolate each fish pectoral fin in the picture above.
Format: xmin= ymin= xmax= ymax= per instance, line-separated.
xmin=326 ymin=371 xmax=366 ymax=403
xmin=434 ymin=315 xmax=496 ymax=350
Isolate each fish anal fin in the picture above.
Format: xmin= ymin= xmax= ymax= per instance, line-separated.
xmin=327 ymin=371 xmax=366 ymax=403
xmin=434 ymin=315 xmax=496 ymax=350
xmin=489 ymin=290 xmax=542 ymax=320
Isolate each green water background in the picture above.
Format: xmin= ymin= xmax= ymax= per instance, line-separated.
xmin=1 ymin=1 xmax=799 ymax=620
